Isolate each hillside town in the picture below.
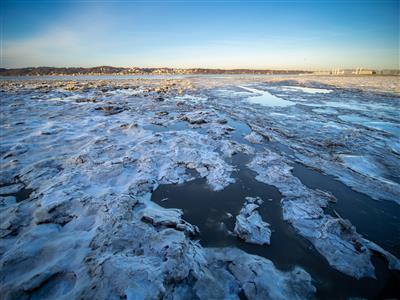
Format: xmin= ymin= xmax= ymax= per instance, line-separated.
xmin=0 ymin=66 xmax=398 ymax=76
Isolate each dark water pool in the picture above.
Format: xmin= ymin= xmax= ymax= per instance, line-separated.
xmin=152 ymin=153 xmax=400 ymax=299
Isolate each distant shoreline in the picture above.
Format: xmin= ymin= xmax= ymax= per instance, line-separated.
xmin=1 ymin=66 xmax=398 ymax=77
xmin=0 ymin=66 xmax=311 ymax=77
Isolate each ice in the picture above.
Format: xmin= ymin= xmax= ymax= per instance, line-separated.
xmin=0 ymin=196 xmax=16 ymax=208
xmin=0 ymin=79 xmax=316 ymax=299
xmin=339 ymin=114 xmax=400 ymax=136
xmin=174 ymin=94 xmax=208 ymax=103
xmin=139 ymin=203 xmax=200 ymax=237
xmin=0 ymin=76 xmax=399 ymax=298
xmin=244 ymin=131 xmax=264 ymax=144
xmin=339 ymin=155 xmax=385 ymax=179
xmin=280 ymin=86 xmax=333 ymax=94
xmin=106 ymin=87 xmax=144 ymax=96
xmin=209 ymin=79 xmax=400 ymax=204
xmin=0 ymin=183 xmax=24 ymax=194
xmin=248 ymin=149 xmax=400 ymax=279
xmin=233 ymin=196 xmax=271 ymax=245
xmin=239 ymin=86 xmax=295 ymax=107
xmin=198 ymin=248 xmax=315 ymax=299
xmin=312 ymin=107 xmax=338 ymax=115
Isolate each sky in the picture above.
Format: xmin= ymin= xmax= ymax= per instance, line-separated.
xmin=1 ymin=0 xmax=399 ymax=70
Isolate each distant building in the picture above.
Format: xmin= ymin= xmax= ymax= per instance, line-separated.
xmin=313 ymin=68 xmax=378 ymax=75
xmin=313 ymin=71 xmax=331 ymax=75
xmin=331 ymin=68 xmax=344 ymax=75
xmin=378 ymin=69 xmax=400 ymax=75
xmin=353 ymin=68 xmax=375 ymax=75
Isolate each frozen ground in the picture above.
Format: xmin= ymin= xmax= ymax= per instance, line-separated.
xmin=0 ymin=75 xmax=399 ymax=299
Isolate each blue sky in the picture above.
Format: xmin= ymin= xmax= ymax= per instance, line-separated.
xmin=1 ymin=0 xmax=399 ymax=69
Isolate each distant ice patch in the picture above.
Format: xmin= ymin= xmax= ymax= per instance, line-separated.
xmin=239 ymin=86 xmax=294 ymax=107
xmin=174 ymin=94 xmax=208 ymax=103
xmin=339 ymin=155 xmax=385 ymax=179
xmin=107 ymin=88 xmax=144 ymax=96
xmin=280 ymin=86 xmax=333 ymax=94
xmin=339 ymin=115 xmax=400 ymax=136
xmin=312 ymin=108 xmax=338 ymax=115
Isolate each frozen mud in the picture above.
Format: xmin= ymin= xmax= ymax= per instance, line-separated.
xmin=0 ymin=75 xmax=399 ymax=299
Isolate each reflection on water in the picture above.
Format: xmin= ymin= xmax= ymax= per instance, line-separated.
xmin=239 ymin=86 xmax=295 ymax=107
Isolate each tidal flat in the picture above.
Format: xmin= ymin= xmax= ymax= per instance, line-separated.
xmin=0 ymin=75 xmax=399 ymax=299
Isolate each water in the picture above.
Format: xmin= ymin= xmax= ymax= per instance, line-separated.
xmin=152 ymin=153 xmax=400 ymax=299
xmin=150 ymin=118 xmax=400 ymax=299
xmin=292 ymin=163 xmax=400 ymax=258
xmin=3 ymin=76 xmax=398 ymax=298
xmin=238 ymin=86 xmax=295 ymax=107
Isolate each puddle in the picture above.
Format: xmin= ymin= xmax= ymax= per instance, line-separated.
xmin=238 ymin=86 xmax=295 ymax=107
xmin=226 ymin=118 xmax=252 ymax=142
xmin=280 ymin=86 xmax=333 ymax=94
xmin=0 ymin=183 xmax=33 ymax=202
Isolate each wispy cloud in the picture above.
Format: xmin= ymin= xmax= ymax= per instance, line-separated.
xmin=3 ymin=28 xmax=83 ymax=67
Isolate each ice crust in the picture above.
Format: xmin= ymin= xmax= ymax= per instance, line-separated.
xmin=0 ymin=80 xmax=315 ymax=299
xmin=0 ymin=76 xmax=399 ymax=298
xmin=211 ymin=81 xmax=400 ymax=204
xmin=234 ymin=196 xmax=271 ymax=245
xmin=248 ymin=149 xmax=400 ymax=278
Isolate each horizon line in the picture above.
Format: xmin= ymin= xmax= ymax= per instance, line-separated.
xmin=2 ymin=65 xmax=399 ymax=71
